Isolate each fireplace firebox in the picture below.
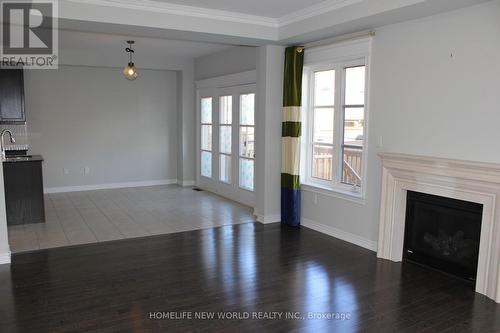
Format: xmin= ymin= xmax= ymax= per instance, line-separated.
xmin=404 ymin=191 xmax=483 ymax=282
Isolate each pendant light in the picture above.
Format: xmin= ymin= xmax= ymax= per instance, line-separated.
xmin=123 ymin=40 xmax=138 ymax=80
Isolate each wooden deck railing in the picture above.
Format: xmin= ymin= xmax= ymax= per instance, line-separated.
xmin=312 ymin=145 xmax=362 ymax=185
xmin=312 ymin=154 xmax=333 ymax=181
xmin=342 ymin=145 xmax=362 ymax=186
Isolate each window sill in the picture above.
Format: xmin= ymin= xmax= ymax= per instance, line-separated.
xmin=301 ymin=182 xmax=366 ymax=205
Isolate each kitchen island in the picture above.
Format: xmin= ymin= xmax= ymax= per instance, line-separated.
xmin=3 ymin=155 xmax=45 ymax=225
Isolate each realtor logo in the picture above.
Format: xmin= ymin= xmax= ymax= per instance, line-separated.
xmin=1 ymin=0 xmax=58 ymax=68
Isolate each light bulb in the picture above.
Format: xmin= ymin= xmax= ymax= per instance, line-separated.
xmin=123 ymin=62 xmax=138 ymax=80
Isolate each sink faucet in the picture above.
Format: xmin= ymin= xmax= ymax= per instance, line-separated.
xmin=0 ymin=129 xmax=16 ymax=158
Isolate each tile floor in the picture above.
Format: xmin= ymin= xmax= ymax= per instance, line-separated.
xmin=8 ymin=185 xmax=255 ymax=253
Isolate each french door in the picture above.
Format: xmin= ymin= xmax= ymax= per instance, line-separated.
xmin=197 ymin=84 xmax=256 ymax=207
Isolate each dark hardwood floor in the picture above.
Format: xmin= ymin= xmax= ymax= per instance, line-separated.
xmin=0 ymin=222 xmax=499 ymax=332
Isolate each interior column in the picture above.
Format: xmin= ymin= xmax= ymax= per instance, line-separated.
xmin=254 ymin=45 xmax=284 ymax=223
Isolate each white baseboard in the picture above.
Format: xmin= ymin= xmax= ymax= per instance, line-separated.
xmin=0 ymin=251 xmax=11 ymax=265
xmin=44 ymin=179 xmax=178 ymax=194
xmin=302 ymin=218 xmax=377 ymax=252
xmin=255 ymin=213 xmax=281 ymax=224
xmin=178 ymin=180 xmax=196 ymax=187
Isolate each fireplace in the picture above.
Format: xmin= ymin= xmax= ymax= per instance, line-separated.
xmin=377 ymin=152 xmax=500 ymax=303
xmin=404 ymin=191 xmax=483 ymax=282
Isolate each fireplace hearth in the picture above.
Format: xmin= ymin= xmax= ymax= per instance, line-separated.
xmin=404 ymin=191 xmax=483 ymax=282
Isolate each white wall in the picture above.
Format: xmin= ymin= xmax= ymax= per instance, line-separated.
xmin=302 ymin=1 xmax=500 ymax=247
xmin=195 ymin=46 xmax=257 ymax=80
xmin=176 ymin=64 xmax=197 ymax=185
xmin=255 ymin=45 xmax=284 ymax=222
xmin=58 ymin=46 xmax=197 ymax=186
xmin=25 ymin=65 xmax=178 ymax=189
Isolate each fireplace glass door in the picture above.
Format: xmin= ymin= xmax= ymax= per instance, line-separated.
xmin=404 ymin=191 xmax=483 ymax=282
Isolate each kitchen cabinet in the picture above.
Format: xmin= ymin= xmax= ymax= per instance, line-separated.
xmin=0 ymin=69 xmax=26 ymax=124
xmin=3 ymin=156 xmax=45 ymax=225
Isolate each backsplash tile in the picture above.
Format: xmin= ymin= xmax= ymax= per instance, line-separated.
xmin=0 ymin=124 xmax=29 ymax=151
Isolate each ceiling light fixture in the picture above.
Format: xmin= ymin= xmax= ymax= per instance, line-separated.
xmin=123 ymin=40 xmax=138 ymax=81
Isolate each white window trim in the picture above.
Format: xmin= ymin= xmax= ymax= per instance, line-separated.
xmin=301 ymin=38 xmax=371 ymax=203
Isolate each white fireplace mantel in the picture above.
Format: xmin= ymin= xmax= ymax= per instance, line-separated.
xmin=377 ymin=152 xmax=500 ymax=303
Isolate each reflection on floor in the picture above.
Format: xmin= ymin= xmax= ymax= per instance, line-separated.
xmin=8 ymin=185 xmax=254 ymax=253
xmin=2 ymin=223 xmax=499 ymax=332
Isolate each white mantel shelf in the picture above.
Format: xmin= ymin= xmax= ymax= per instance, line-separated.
xmin=377 ymin=152 xmax=500 ymax=303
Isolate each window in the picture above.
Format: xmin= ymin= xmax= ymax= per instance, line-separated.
xmin=200 ymin=97 xmax=212 ymax=178
xmin=219 ymin=95 xmax=232 ymax=183
xmin=305 ymin=61 xmax=367 ymax=195
xmin=239 ymin=93 xmax=255 ymax=191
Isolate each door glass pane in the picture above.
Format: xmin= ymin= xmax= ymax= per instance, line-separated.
xmin=312 ymin=145 xmax=333 ymax=181
xmin=240 ymin=94 xmax=255 ymax=126
xmin=313 ymin=107 xmax=334 ymax=144
xmin=219 ymin=154 xmax=231 ymax=183
xmin=239 ymin=159 xmax=254 ymax=191
xmin=220 ymin=95 xmax=232 ymax=124
xmin=239 ymin=127 xmax=255 ymax=158
xmin=239 ymin=92 xmax=255 ymax=192
xmin=314 ymin=70 xmax=335 ymax=107
xmin=342 ymin=107 xmax=364 ymax=186
xmin=201 ymin=97 xmax=212 ymax=123
xmin=345 ymin=66 xmax=366 ymax=105
xmin=201 ymin=125 xmax=212 ymax=151
xmin=201 ymin=151 xmax=212 ymax=178
xmin=219 ymin=125 xmax=232 ymax=154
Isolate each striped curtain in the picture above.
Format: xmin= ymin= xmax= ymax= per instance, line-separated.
xmin=281 ymin=46 xmax=304 ymax=227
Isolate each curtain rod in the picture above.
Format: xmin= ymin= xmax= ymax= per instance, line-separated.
xmin=298 ymin=30 xmax=375 ymax=52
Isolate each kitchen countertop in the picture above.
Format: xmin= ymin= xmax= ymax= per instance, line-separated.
xmin=2 ymin=155 xmax=44 ymax=163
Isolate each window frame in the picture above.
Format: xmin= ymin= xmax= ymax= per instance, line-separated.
xmin=200 ymin=96 xmax=213 ymax=179
xmin=303 ymin=57 xmax=368 ymax=199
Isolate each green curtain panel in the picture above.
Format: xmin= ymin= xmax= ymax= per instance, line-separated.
xmin=281 ymin=46 xmax=304 ymax=227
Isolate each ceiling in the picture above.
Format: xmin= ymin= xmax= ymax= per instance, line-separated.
xmin=59 ymin=0 xmax=492 ymax=46
xmin=59 ymin=30 xmax=231 ymax=59
xmin=55 ymin=0 xmax=492 ymax=62
xmin=152 ymin=0 xmax=328 ymax=18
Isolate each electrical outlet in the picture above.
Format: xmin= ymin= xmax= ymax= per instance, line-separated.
xmin=63 ymin=168 xmax=70 ymax=175
xmin=84 ymin=167 xmax=90 ymax=175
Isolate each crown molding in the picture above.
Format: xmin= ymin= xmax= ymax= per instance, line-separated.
xmin=278 ymin=0 xmax=363 ymax=26
xmin=62 ymin=0 xmax=489 ymax=44
xmin=64 ymin=0 xmax=366 ymax=30
xmin=64 ymin=0 xmax=279 ymax=28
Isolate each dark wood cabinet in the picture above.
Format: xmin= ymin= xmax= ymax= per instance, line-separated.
xmin=0 ymin=69 xmax=26 ymax=124
xmin=3 ymin=157 xmax=45 ymax=225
